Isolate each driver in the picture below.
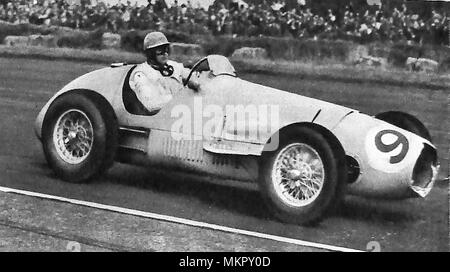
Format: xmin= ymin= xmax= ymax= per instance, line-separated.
xmin=129 ymin=31 xmax=193 ymax=113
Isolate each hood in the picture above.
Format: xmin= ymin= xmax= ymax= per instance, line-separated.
xmin=204 ymin=76 xmax=356 ymax=132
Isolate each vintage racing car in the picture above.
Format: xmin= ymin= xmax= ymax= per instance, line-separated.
xmin=35 ymin=55 xmax=439 ymax=225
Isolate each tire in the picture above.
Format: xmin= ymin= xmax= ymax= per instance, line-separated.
xmin=42 ymin=92 xmax=118 ymax=183
xmin=375 ymin=111 xmax=432 ymax=142
xmin=259 ymin=126 xmax=344 ymax=225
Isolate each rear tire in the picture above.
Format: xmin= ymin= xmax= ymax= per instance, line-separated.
xmin=259 ymin=126 xmax=344 ymax=225
xmin=42 ymin=92 xmax=118 ymax=183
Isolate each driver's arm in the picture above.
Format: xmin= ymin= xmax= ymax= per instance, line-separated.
xmin=172 ymin=61 xmax=200 ymax=90
xmin=180 ymin=66 xmax=191 ymax=81
xmin=131 ymin=71 xmax=173 ymax=112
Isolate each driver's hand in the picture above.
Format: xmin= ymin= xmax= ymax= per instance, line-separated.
xmin=187 ymin=76 xmax=200 ymax=91
xmin=183 ymin=71 xmax=200 ymax=86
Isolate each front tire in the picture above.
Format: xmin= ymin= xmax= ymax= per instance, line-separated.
xmin=375 ymin=111 xmax=432 ymax=141
xmin=42 ymin=92 xmax=118 ymax=183
xmin=259 ymin=127 xmax=344 ymax=225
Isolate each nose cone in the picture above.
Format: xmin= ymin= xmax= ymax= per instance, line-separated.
xmin=409 ymin=144 xmax=439 ymax=198
xmin=347 ymin=143 xmax=439 ymax=200
xmin=410 ymin=164 xmax=439 ymax=198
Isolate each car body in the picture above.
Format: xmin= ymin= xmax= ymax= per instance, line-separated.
xmin=35 ymin=55 xmax=439 ymax=224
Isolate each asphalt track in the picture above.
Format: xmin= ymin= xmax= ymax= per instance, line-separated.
xmin=0 ymin=57 xmax=448 ymax=251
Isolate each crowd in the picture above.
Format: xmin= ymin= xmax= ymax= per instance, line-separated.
xmin=0 ymin=0 xmax=448 ymax=45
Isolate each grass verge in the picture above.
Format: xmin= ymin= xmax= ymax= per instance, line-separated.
xmin=1 ymin=45 xmax=449 ymax=90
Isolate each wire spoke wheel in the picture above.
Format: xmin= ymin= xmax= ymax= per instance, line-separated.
xmin=272 ymin=143 xmax=325 ymax=207
xmin=53 ymin=109 xmax=94 ymax=164
xmin=259 ymin=126 xmax=345 ymax=225
xmin=42 ymin=92 xmax=118 ymax=183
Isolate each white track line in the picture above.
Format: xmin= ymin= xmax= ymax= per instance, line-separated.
xmin=0 ymin=185 xmax=362 ymax=252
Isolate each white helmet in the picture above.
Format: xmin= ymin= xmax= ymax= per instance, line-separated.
xmin=143 ymin=31 xmax=170 ymax=51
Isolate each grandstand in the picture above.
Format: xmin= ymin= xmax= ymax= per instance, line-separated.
xmin=0 ymin=0 xmax=448 ymax=45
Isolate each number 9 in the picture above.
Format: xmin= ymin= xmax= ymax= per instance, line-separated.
xmin=374 ymin=130 xmax=409 ymax=164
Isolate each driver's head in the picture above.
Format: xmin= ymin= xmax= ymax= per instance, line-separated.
xmin=143 ymin=32 xmax=170 ymax=66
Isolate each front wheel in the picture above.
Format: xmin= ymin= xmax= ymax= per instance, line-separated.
xmin=259 ymin=127 xmax=344 ymax=225
xmin=375 ymin=111 xmax=432 ymax=141
xmin=42 ymin=92 xmax=118 ymax=183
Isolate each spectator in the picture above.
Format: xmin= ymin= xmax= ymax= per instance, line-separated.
xmin=0 ymin=0 xmax=447 ymax=46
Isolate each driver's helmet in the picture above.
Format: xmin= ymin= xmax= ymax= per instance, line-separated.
xmin=143 ymin=32 xmax=170 ymax=51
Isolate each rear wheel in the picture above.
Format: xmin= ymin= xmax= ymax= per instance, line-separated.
xmin=259 ymin=126 xmax=344 ymax=225
xmin=42 ymin=92 xmax=118 ymax=183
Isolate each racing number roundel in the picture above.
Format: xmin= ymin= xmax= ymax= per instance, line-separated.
xmin=365 ymin=128 xmax=410 ymax=173
xmin=374 ymin=130 xmax=409 ymax=164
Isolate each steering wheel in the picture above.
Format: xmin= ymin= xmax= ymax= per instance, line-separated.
xmin=184 ymin=57 xmax=209 ymax=87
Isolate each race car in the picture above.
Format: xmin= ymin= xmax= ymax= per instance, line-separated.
xmin=34 ymin=55 xmax=439 ymax=225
